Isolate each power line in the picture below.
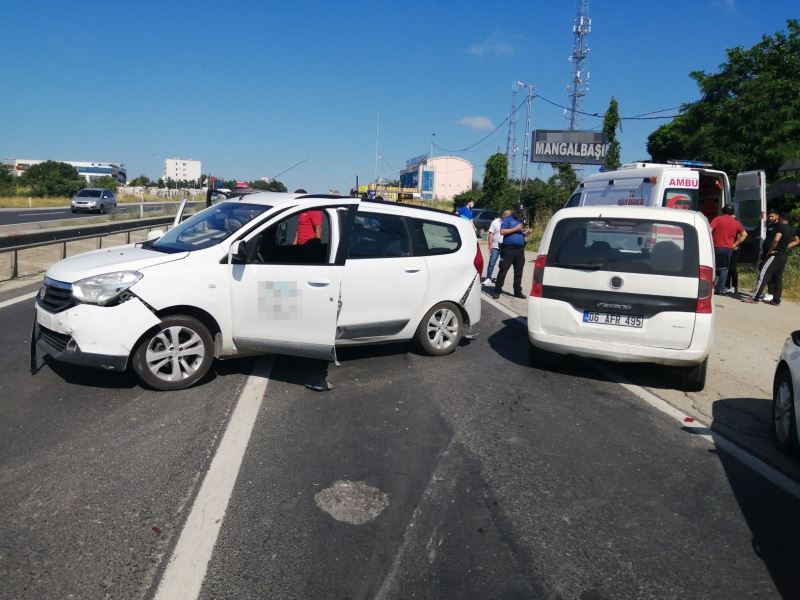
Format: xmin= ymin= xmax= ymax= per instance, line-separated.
xmin=537 ymin=94 xmax=680 ymax=120
xmin=433 ymin=98 xmax=527 ymax=154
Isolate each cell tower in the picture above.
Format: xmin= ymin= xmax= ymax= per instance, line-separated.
xmin=505 ymin=82 xmax=519 ymax=179
xmin=567 ymin=0 xmax=591 ymax=130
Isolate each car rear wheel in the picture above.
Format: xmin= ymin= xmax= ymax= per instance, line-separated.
xmin=772 ymin=367 xmax=798 ymax=453
xmin=681 ymin=358 xmax=707 ymax=392
xmin=132 ymin=315 xmax=214 ymax=390
xmin=415 ymin=302 xmax=463 ymax=356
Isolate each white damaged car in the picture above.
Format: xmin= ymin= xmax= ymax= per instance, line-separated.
xmin=34 ymin=192 xmax=483 ymax=390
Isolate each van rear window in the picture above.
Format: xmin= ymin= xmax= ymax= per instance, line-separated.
xmin=548 ymin=218 xmax=699 ymax=277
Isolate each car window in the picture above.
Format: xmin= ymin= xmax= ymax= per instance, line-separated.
xmin=149 ymin=202 xmax=270 ymax=253
xmin=413 ymin=219 xmax=461 ymax=256
xmin=548 ymin=217 xmax=699 ymax=277
xmin=251 ymin=208 xmax=331 ymax=265
xmin=348 ymin=212 xmax=411 ymax=258
xmin=77 ymin=189 xmax=101 ymax=198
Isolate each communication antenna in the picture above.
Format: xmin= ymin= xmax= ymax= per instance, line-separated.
xmin=567 ymin=0 xmax=591 ymax=130
xmin=517 ymin=82 xmax=535 ymax=192
xmin=505 ymin=82 xmax=519 ymax=179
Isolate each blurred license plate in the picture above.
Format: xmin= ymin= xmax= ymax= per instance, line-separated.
xmin=583 ymin=311 xmax=643 ymax=328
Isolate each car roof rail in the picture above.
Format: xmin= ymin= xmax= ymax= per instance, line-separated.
xmin=362 ymin=197 xmax=454 ymax=215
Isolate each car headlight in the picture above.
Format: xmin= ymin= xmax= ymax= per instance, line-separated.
xmin=72 ymin=271 xmax=142 ymax=305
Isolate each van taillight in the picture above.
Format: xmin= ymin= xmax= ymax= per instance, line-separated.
xmin=531 ymin=255 xmax=547 ymax=297
xmin=474 ymin=242 xmax=484 ymax=275
xmin=696 ymin=266 xmax=713 ymax=313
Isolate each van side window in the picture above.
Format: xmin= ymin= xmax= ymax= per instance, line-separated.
xmin=411 ymin=219 xmax=461 ymax=255
xmin=252 ymin=209 xmax=331 ymax=265
xmin=565 ymin=192 xmax=582 ymax=208
xmin=348 ymin=212 xmax=411 ymax=259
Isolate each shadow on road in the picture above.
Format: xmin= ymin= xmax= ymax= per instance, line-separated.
xmin=487 ymin=316 xmax=690 ymax=391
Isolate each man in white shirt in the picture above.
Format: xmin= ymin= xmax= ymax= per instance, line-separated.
xmin=483 ymin=209 xmax=510 ymax=285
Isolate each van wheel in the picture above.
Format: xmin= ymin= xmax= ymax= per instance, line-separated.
xmin=415 ymin=302 xmax=463 ymax=356
xmin=772 ymin=367 xmax=798 ymax=453
xmin=682 ymin=358 xmax=707 ymax=392
xmin=132 ymin=315 xmax=214 ymax=390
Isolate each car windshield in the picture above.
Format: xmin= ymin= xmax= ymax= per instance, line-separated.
xmin=77 ymin=189 xmax=102 ymax=198
xmin=147 ymin=202 xmax=271 ymax=253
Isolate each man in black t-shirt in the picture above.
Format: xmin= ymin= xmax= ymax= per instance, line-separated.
xmin=745 ymin=211 xmax=793 ymax=305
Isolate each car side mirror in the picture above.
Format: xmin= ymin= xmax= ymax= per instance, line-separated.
xmin=147 ymin=229 xmax=164 ymax=241
xmin=229 ymin=239 xmax=247 ymax=263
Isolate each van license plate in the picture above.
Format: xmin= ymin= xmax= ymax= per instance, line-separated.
xmin=583 ymin=311 xmax=643 ymax=328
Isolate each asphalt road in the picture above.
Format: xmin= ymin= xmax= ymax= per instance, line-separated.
xmin=0 ymin=203 xmax=188 ymax=227
xmin=1 ymin=287 xmax=799 ymax=599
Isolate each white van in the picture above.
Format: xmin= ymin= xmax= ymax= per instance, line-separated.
xmin=528 ymin=206 xmax=715 ymax=391
xmin=566 ymin=161 xmax=767 ymax=263
xmin=34 ymin=193 xmax=483 ymax=390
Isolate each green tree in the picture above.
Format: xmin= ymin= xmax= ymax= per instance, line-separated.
xmin=602 ymin=97 xmax=622 ymax=170
xmin=129 ymin=175 xmax=151 ymax=187
xmin=0 ymin=164 xmax=15 ymax=196
xmin=482 ymin=153 xmax=517 ymax=212
xmin=647 ymin=19 xmax=800 ymax=181
xmin=18 ymin=161 xmax=85 ymax=197
xmin=250 ymin=179 xmax=288 ymax=192
xmin=92 ymin=175 xmax=119 ymax=191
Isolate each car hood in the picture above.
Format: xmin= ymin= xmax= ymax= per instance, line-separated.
xmin=46 ymin=245 xmax=188 ymax=283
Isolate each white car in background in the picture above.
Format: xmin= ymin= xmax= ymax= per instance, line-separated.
xmin=527 ymin=206 xmax=715 ymax=391
xmin=772 ymin=332 xmax=800 ymax=453
xmin=34 ymin=192 xmax=483 ymax=390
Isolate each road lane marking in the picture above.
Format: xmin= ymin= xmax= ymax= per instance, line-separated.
xmin=0 ymin=291 xmax=37 ymax=309
xmin=18 ymin=212 xmax=66 ymax=216
xmin=154 ymin=357 xmax=273 ymax=600
xmin=482 ymin=295 xmax=800 ymax=500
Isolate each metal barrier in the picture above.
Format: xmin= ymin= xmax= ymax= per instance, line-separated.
xmin=1 ymin=216 xmax=176 ymax=281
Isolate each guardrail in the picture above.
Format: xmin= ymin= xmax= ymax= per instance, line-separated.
xmin=1 ymin=216 xmax=176 ymax=281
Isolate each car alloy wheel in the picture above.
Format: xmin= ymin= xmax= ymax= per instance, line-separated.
xmin=772 ymin=367 xmax=798 ymax=452
xmin=416 ymin=302 xmax=463 ymax=356
xmin=132 ymin=315 xmax=214 ymax=390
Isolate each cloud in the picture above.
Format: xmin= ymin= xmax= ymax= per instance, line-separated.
xmin=710 ymin=0 xmax=738 ymax=13
xmin=458 ymin=116 xmax=495 ymax=131
xmin=468 ymin=39 xmax=515 ymax=57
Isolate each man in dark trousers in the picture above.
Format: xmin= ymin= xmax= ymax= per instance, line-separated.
xmin=492 ymin=203 xmax=528 ymax=299
xmin=709 ymin=204 xmax=747 ymax=295
xmin=745 ymin=209 xmax=793 ymax=306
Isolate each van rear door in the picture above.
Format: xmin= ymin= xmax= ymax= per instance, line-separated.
xmin=733 ymin=170 xmax=767 ymax=265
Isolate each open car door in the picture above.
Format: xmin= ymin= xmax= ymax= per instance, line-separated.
xmin=227 ymin=198 xmax=359 ymax=361
xmin=733 ymin=170 xmax=767 ymax=265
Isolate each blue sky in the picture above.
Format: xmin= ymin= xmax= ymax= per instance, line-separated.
xmin=1 ymin=0 xmax=796 ymax=193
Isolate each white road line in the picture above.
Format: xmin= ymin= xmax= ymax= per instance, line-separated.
xmin=154 ymin=357 xmax=273 ymax=600
xmin=0 ymin=291 xmax=37 ymax=309
xmin=18 ymin=212 xmax=65 ymax=216
xmin=482 ymin=293 xmax=800 ymax=500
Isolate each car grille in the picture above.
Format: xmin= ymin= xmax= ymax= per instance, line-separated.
xmin=38 ymin=325 xmax=71 ymax=353
xmin=37 ymin=278 xmax=76 ymax=313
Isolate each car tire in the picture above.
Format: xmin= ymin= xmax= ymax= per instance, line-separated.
xmin=772 ymin=366 xmax=798 ymax=453
xmin=98 ymin=204 xmax=105 ymax=214
xmin=132 ymin=315 xmax=215 ymax=391
xmin=415 ymin=302 xmax=463 ymax=356
xmin=681 ymin=358 xmax=707 ymax=392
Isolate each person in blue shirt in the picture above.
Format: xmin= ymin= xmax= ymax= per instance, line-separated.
xmin=456 ymin=200 xmax=475 ymax=221
xmin=492 ymin=202 xmax=528 ymax=299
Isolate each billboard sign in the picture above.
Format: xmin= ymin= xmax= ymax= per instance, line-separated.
xmin=532 ymin=130 xmax=609 ymax=165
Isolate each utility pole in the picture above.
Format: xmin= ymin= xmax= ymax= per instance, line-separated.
xmin=505 ymin=82 xmax=519 ymax=180
xmin=374 ymin=112 xmax=380 ymax=184
xmin=567 ymin=0 xmax=591 ymax=130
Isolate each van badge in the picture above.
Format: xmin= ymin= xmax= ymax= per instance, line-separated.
xmin=598 ymin=302 xmax=631 ymax=310
xmin=609 ymin=276 xmax=624 ymax=289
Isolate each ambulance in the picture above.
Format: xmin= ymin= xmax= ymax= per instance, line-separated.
xmin=565 ymin=160 xmax=768 ymax=264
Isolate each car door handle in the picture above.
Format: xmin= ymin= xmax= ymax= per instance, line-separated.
xmin=404 ymin=268 xmax=421 ymax=273
xmin=307 ymin=279 xmax=331 ymax=287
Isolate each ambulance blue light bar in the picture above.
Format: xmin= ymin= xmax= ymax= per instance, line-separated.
xmin=667 ymin=159 xmax=713 ymax=168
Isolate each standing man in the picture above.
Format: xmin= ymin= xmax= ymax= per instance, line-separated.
xmin=492 ymin=203 xmax=528 ymax=300
xmin=484 ymin=209 xmax=510 ymax=285
xmin=709 ymin=204 xmax=747 ymax=295
xmin=293 ymin=210 xmax=323 ymax=245
xmin=457 ymin=200 xmax=476 ymax=230
xmin=745 ymin=210 xmax=793 ymax=305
